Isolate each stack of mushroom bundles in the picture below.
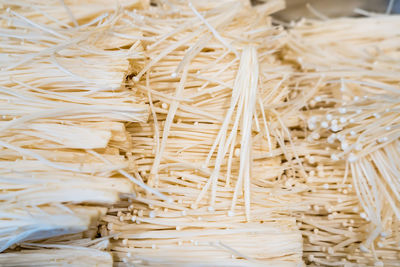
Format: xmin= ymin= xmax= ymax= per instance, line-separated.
xmin=0 ymin=0 xmax=152 ymax=264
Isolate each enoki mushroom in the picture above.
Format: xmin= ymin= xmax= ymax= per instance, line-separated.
xmin=1 ymin=0 xmax=400 ymax=266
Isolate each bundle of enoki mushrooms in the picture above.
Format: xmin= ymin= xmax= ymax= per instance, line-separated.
xmin=0 ymin=0 xmax=399 ymax=266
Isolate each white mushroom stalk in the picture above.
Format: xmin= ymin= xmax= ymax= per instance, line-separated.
xmin=0 ymin=205 xmax=107 ymax=252
xmin=0 ymin=243 xmax=113 ymax=267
